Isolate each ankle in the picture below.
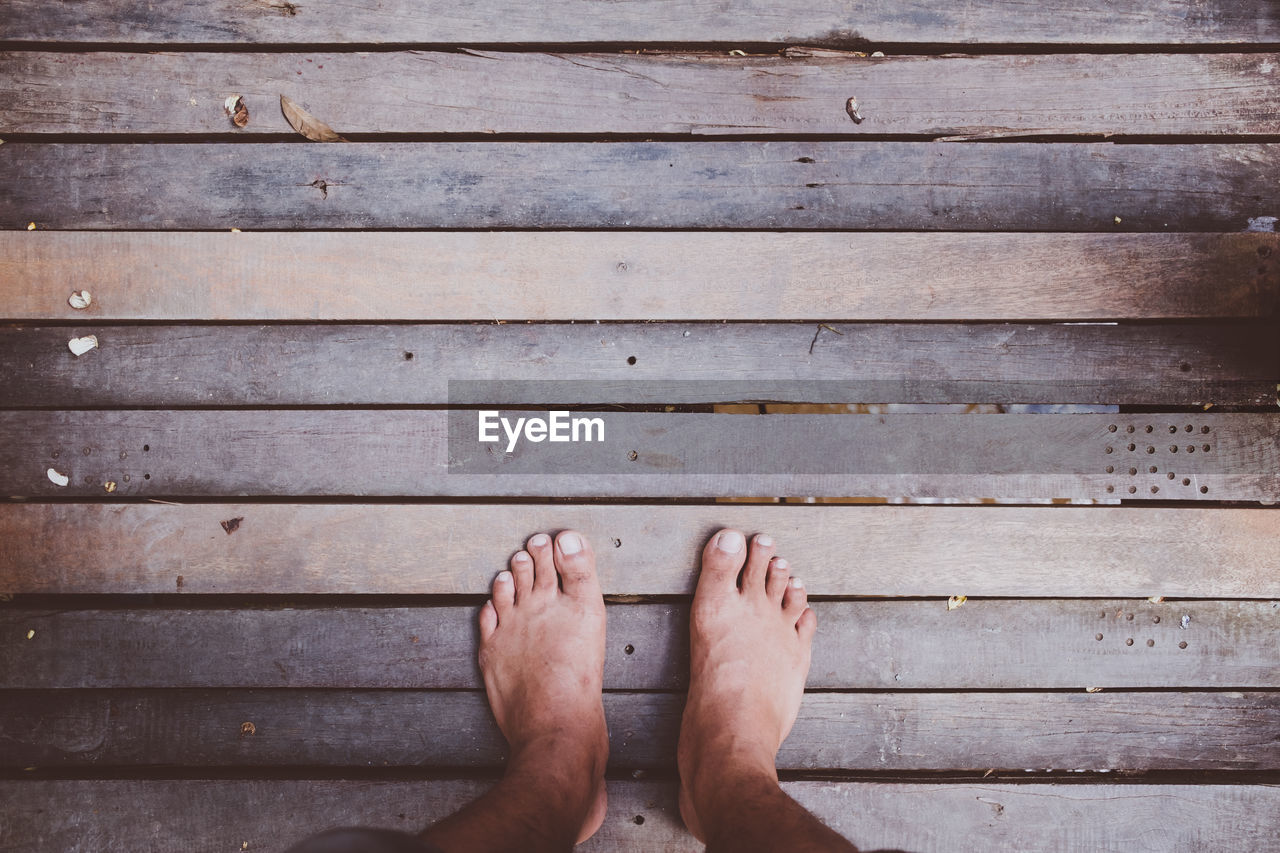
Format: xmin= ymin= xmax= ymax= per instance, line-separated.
xmin=688 ymin=762 xmax=783 ymax=843
xmin=681 ymin=740 xmax=778 ymax=821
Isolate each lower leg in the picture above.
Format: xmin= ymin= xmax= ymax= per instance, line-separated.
xmin=678 ymin=529 xmax=857 ymax=853
xmin=420 ymin=530 xmax=609 ymax=853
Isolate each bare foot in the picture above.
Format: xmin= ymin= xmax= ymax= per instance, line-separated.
xmin=677 ymin=529 xmax=817 ymax=842
xmin=477 ymin=530 xmax=609 ymax=844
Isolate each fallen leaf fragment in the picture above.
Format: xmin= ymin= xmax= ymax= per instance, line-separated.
xmin=280 ymin=95 xmax=346 ymax=142
xmin=946 ymin=595 xmax=967 ymax=611
xmin=1180 ymin=614 xmax=1191 ymax=629
xmin=68 ymin=335 xmax=98 ymax=356
xmin=871 ymin=51 xmax=885 ymax=57
xmin=221 ymin=516 xmax=245 ymax=535
xmin=729 ymin=49 xmax=746 ymax=56
xmin=1085 ymin=686 xmax=1103 ymax=693
xmin=224 ymin=94 xmax=249 ymax=128
xmin=1113 ymin=216 xmax=1122 ymax=224
xmin=27 ymin=222 xmax=35 ymax=231
xmin=845 ymin=97 xmax=864 ymax=124
xmin=26 ymin=629 xmax=35 ymax=640
xmin=1147 ymin=595 xmax=1164 ymax=603
xmin=240 ymin=721 xmax=256 ymax=736
xmin=104 ymin=481 xmax=117 ymax=493
xmin=68 ymin=290 xmax=92 ymax=310
xmin=46 ymin=468 xmax=69 ymax=487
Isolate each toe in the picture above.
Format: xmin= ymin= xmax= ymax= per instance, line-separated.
xmin=510 ymin=550 xmax=534 ymax=599
xmin=697 ymin=528 xmax=747 ymax=596
xmin=765 ymin=557 xmax=790 ymax=603
xmin=478 ymin=599 xmax=498 ymax=640
xmin=740 ymin=534 xmax=775 ymax=593
xmin=527 ymin=532 xmax=556 ymax=591
xmin=492 ymin=569 xmax=515 ymax=616
xmin=554 ymin=530 xmax=599 ymax=598
xmin=797 ymin=606 xmax=818 ymax=642
xmin=782 ymin=576 xmax=808 ymax=620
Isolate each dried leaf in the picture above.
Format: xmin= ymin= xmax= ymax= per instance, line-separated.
xmin=46 ymin=468 xmax=69 ymax=487
xmin=26 ymin=629 xmax=35 ymax=640
xmin=1147 ymin=595 xmax=1164 ymax=603
xmin=1085 ymin=686 xmax=1103 ymax=693
xmin=27 ymin=222 xmax=35 ymax=231
xmin=104 ymin=481 xmax=117 ymax=493
xmin=224 ymin=94 xmax=249 ymax=128
xmin=946 ymin=595 xmax=967 ymax=611
xmin=280 ymin=95 xmax=346 ymax=142
xmin=68 ymin=290 xmax=92 ymax=310
xmin=729 ymin=49 xmax=746 ymax=56
xmin=221 ymin=516 xmax=245 ymax=535
xmin=68 ymin=335 xmax=98 ymax=356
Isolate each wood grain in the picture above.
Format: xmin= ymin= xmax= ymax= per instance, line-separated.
xmin=1 ymin=689 xmax=1274 ymax=771
xmin=5 ymin=142 xmax=1278 ymax=231
xmin=2 ymin=232 xmax=1277 ymax=321
xmin=4 ymin=0 xmax=1279 ymax=45
xmin=3 ymin=322 xmax=1273 ymax=407
xmin=4 ymin=411 xmax=1275 ymax=501
xmin=4 ymin=504 xmax=1275 ymax=597
xmin=4 ymin=779 xmax=1277 ymax=853
xmin=3 ymin=601 xmax=1274 ymax=689
xmin=6 ymin=52 xmax=1280 ymax=136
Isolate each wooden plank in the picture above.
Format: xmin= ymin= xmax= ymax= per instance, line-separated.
xmin=4 ymin=504 xmax=1276 ymax=597
xmin=6 ymin=52 xmax=1280 ymax=137
xmin=4 ymin=0 xmax=1280 ymax=45
xmin=3 ymin=411 xmax=1275 ymax=501
xmin=2 ymin=232 xmax=1277 ymax=322
xmin=4 ymin=602 xmax=1274 ymax=689
xmin=3 ymin=322 xmax=1273 ymax=407
xmin=2 ymin=779 xmax=1275 ymax=853
xmin=2 ymin=689 xmax=1274 ymax=770
xmin=5 ymin=142 xmax=1278 ymax=231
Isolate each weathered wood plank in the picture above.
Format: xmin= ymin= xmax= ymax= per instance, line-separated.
xmin=4 ymin=504 xmax=1275 ymax=597
xmin=2 ymin=689 xmax=1274 ymax=770
xmin=4 ymin=322 xmax=1273 ymax=406
xmin=4 ymin=0 xmax=1279 ymax=45
xmin=4 ymin=602 xmax=1273 ymax=689
xmin=3 ymin=779 xmax=1275 ymax=853
xmin=7 ymin=52 xmax=1280 ymax=137
xmin=4 ymin=412 xmax=1275 ymax=501
xmin=5 ymin=143 xmax=1278 ymax=231
xmin=3 ymin=232 xmax=1277 ymax=321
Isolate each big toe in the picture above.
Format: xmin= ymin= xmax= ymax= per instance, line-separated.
xmin=554 ymin=530 xmax=600 ymax=598
xmin=697 ymin=528 xmax=747 ymax=596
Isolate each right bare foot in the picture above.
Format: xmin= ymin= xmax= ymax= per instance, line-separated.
xmin=677 ymin=529 xmax=817 ymax=842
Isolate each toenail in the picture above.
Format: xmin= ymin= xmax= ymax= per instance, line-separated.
xmin=558 ymin=531 xmax=583 ymax=554
xmin=513 ymin=551 xmax=530 ymax=562
xmin=756 ymin=534 xmax=773 ymax=546
xmin=496 ymin=571 xmax=513 ymax=583
xmin=790 ymin=577 xmax=804 ymax=589
xmin=772 ymin=558 xmax=788 ymax=570
xmin=716 ymin=530 xmax=744 ymax=554
xmin=530 ymin=533 xmax=550 ymax=548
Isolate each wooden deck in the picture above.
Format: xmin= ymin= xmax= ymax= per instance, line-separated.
xmin=1 ymin=2 xmax=1278 ymax=850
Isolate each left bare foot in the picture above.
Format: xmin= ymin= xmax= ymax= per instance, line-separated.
xmin=477 ymin=530 xmax=609 ymax=843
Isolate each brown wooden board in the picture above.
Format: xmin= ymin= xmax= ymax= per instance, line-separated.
xmin=4 ymin=504 xmax=1275 ymax=597
xmin=4 ymin=412 xmax=1275 ymax=501
xmin=3 ymin=322 xmax=1274 ymax=407
xmin=7 ymin=52 xmax=1280 ymax=137
xmin=5 ymin=0 xmax=1280 ymax=45
xmin=3 ymin=779 xmax=1276 ymax=853
xmin=3 ymin=602 xmax=1274 ymax=689
xmin=5 ymin=143 xmax=1279 ymax=231
xmin=3 ymin=232 xmax=1278 ymax=322
xmin=1 ymin=689 xmax=1275 ymax=770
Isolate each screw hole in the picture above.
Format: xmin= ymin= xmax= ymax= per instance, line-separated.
xmin=1178 ymin=641 xmax=1188 ymax=649
xmin=1182 ymin=478 xmax=1191 ymax=486
xmin=1167 ymin=472 xmax=1175 ymax=480
xmin=1105 ymin=465 xmax=1114 ymax=473
xmin=613 ymin=538 xmax=622 ymax=548
xmin=628 ymin=450 xmax=638 ymax=461
xmin=143 ymin=444 xmax=150 ymax=452
xmin=143 ymin=473 xmax=150 ymax=480
xmin=1128 ymin=468 xmax=1137 ymax=476
xmin=1168 ymin=445 xmax=1177 ymax=453
xmin=1184 ymin=424 xmax=1193 ymax=432
xmin=1153 ymin=616 xmax=1161 ymax=624
xmin=1147 ymin=446 xmax=1155 ymax=454
xmin=1128 ymin=486 xmax=1137 ymax=494
xmin=1107 ymin=424 xmax=1117 ymax=432
xmin=1186 ymin=446 xmax=1194 ymax=453
xmin=1125 ymin=638 xmax=1134 ymax=646
xmin=626 ymin=356 xmax=637 ymax=365
xmin=1105 ymin=485 xmax=1114 ymax=493
xmin=1202 ymin=444 xmax=1210 ymax=452
xmin=1148 ymin=466 xmax=1157 ymax=474
xmin=633 ymin=815 xmax=645 ymax=825
xmin=1105 ymin=447 xmax=1113 ymax=454
xmin=1095 ymin=633 xmax=1103 ymax=641
xmin=1127 ymin=443 xmax=1136 ymax=451
xmin=1168 ymin=426 xmax=1177 ymax=434
xmin=1201 ymin=426 xmax=1210 ymax=434
xmin=403 ymin=351 xmax=414 ymax=361
xmin=1199 ymin=486 xmax=1209 ymax=494
xmin=1146 ymin=639 xmax=1155 ymax=647
xmin=1126 ymin=613 xmax=1134 ymax=621
xmin=624 ymin=644 xmax=635 ymax=655
xmin=1150 ymin=486 xmax=1158 ymax=494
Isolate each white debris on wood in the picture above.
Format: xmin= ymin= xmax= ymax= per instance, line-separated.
xmin=1247 ymin=215 xmax=1277 ymax=232
xmin=1180 ymin=614 xmax=1191 ymax=629
xmin=68 ymin=335 xmax=98 ymax=356
xmin=68 ymin=290 xmax=92 ymax=310
xmin=46 ymin=468 xmax=69 ymax=487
